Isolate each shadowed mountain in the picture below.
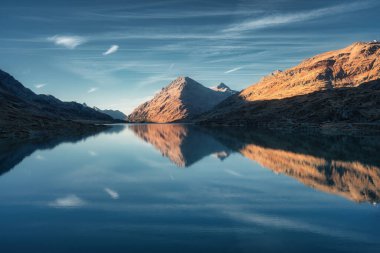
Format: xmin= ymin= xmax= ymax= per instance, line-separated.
xmin=200 ymin=80 xmax=380 ymax=132
xmin=210 ymin=82 xmax=238 ymax=95
xmin=93 ymin=106 xmax=127 ymax=121
xmin=199 ymin=42 xmax=380 ymax=128
xmin=129 ymin=77 xmax=235 ymax=123
xmin=0 ymin=69 xmax=116 ymax=138
xmin=128 ymin=124 xmax=380 ymax=203
xmin=128 ymin=124 xmax=231 ymax=167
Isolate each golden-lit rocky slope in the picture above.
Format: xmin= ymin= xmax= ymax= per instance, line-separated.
xmin=241 ymin=42 xmax=380 ymax=101
xmin=128 ymin=77 xmax=235 ymax=123
xmin=199 ymin=42 xmax=380 ymax=127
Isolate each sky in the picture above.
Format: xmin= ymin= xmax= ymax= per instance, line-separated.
xmin=1 ymin=0 xmax=379 ymax=113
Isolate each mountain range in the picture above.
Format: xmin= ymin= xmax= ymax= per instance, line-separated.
xmin=198 ymin=42 xmax=380 ymax=128
xmin=129 ymin=41 xmax=380 ymax=131
xmin=1 ymin=41 xmax=380 ymax=136
xmin=92 ymin=106 xmax=127 ymax=121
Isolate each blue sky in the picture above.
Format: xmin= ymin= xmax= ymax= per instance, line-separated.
xmin=1 ymin=0 xmax=379 ymax=113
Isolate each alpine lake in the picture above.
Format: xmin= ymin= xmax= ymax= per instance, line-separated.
xmin=0 ymin=124 xmax=379 ymax=253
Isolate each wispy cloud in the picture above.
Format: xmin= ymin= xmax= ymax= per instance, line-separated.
xmin=226 ymin=210 xmax=368 ymax=240
xmin=35 ymin=83 xmax=46 ymax=89
xmin=104 ymin=188 xmax=119 ymax=199
xmin=224 ymin=2 xmax=374 ymax=32
xmin=87 ymin=87 xmax=98 ymax=93
xmin=88 ymin=150 xmax=98 ymax=156
xmin=48 ymin=35 xmax=86 ymax=49
xmin=103 ymin=44 xmax=119 ymax=55
xmin=224 ymin=66 xmax=243 ymax=74
xmin=35 ymin=154 xmax=45 ymax=160
xmin=224 ymin=169 xmax=242 ymax=177
xmin=49 ymin=194 xmax=85 ymax=208
xmin=85 ymin=9 xmax=262 ymax=21
xmin=137 ymin=74 xmax=176 ymax=88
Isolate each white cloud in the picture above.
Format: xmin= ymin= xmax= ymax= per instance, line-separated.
xmin=49 ymin=194 xmax=85 ymax=208
xmin=104 ymin=188 xmax=119 ymax=199
xmin=35 ymin=83 xmax=46 ymax=89
xmin=35 ymin=154 xmax=45 ymax=160
xmin=225 ymin=66 xmax=243 ymax=74
xmin=87 ymin=9 xmax=261 ymax=20
xmin=87 ymin=87 xmax=98 ymax=93
xmin=88 ymin=150 xmax=98 ymax=156
xmin=224 ymin=2 xmax=374 ymax=32
xmin=48 ymin=35 xmax=86 ymax=49
xmin=103 ymin=45 xmax=119 ymax=55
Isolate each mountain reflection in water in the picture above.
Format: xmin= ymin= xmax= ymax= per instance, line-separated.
xmin=129 ymin=124 xmax=380 ymax=203
xmin=129 ymin=124 xmax=232 ymax=167
xmin=0 ymin=124 xmax=126 ymax=176
xmin=1 ymin=123 xmax=379 ymax=204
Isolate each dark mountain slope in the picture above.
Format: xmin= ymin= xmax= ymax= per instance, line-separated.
xmin=0 ymin=69 xmax=114 ymax=138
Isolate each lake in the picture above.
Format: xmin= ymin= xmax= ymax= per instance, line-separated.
xmin=0 ymin=124 xmax=379 ymax=253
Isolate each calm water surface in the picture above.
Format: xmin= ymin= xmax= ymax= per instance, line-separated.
xmin=0 ymin=124 xmax=379 ymax=253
